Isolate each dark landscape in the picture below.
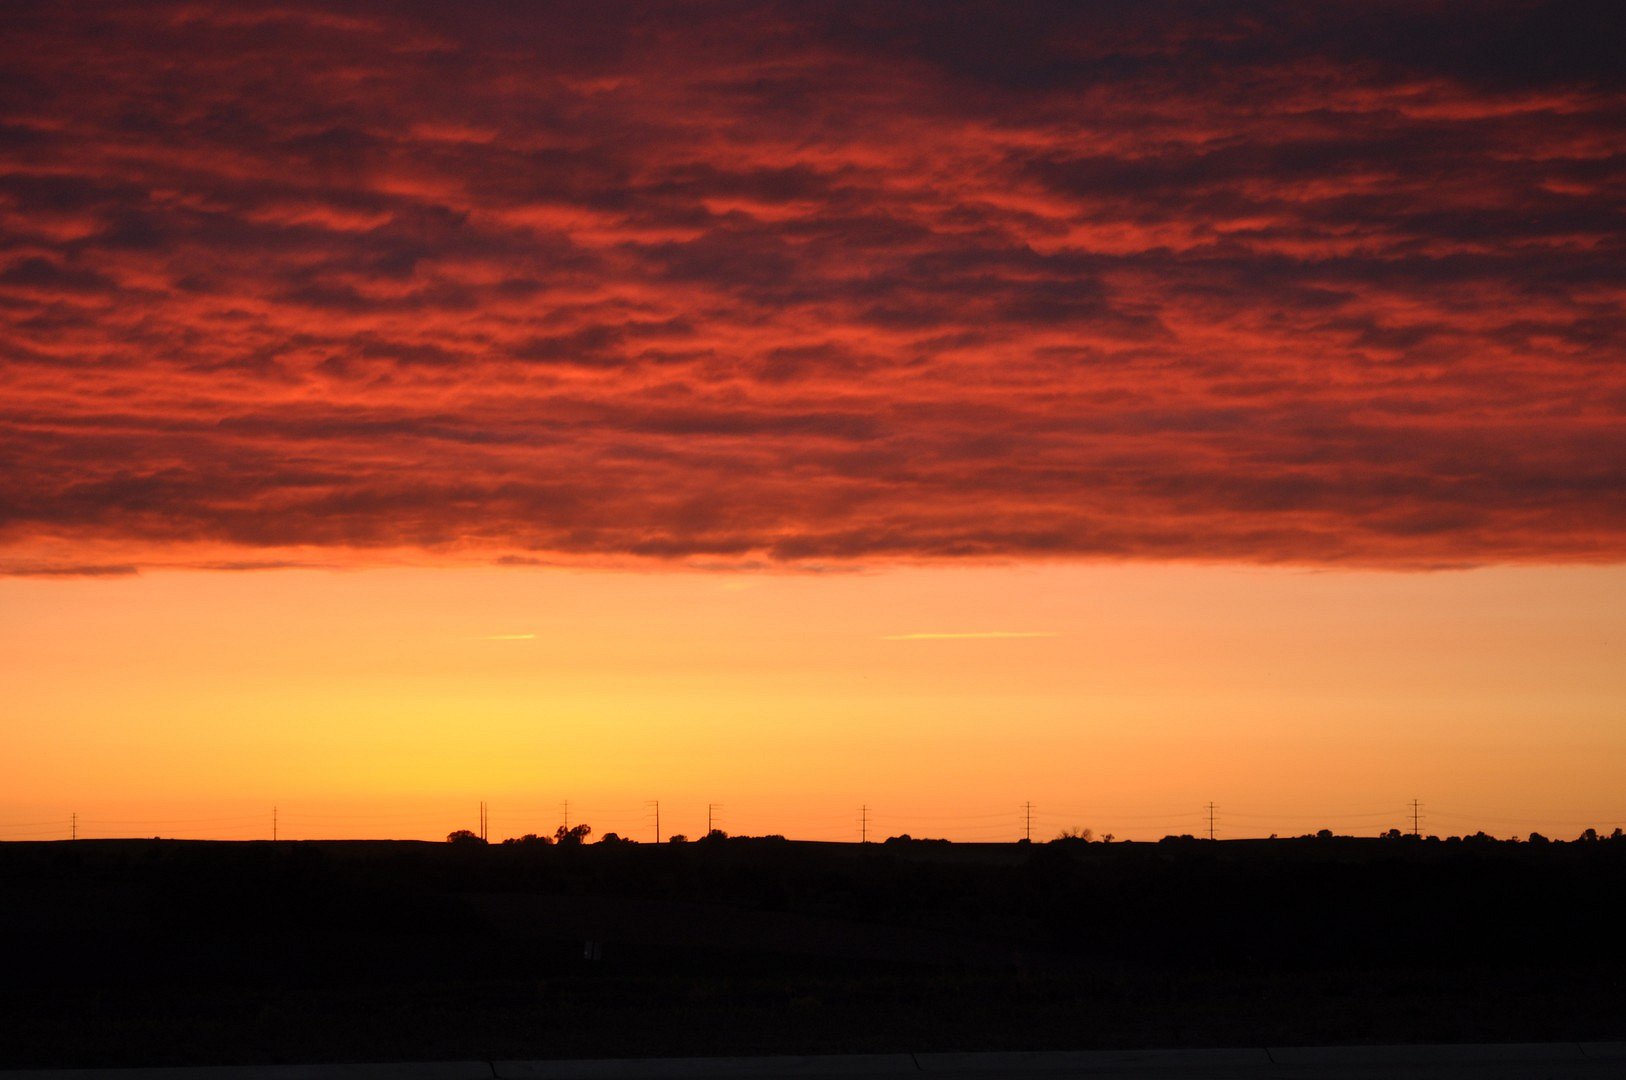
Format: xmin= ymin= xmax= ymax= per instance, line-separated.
xmin=3 ymin=832 xmax=1623 ymax=1068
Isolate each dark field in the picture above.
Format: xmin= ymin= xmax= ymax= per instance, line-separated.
xmin=2 ymin=835 xmax=1624 ymax=1067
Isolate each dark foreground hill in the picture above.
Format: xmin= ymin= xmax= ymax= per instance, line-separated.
xmin=2 ymin=835 xmax=1623 ymax=1066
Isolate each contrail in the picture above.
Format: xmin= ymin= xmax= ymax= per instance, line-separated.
xmin=882 ymin=631 xmax=1059 ymax=641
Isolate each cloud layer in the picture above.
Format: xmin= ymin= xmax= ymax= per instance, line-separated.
xmin=2 ymin=2 xmax=1622 ymax=572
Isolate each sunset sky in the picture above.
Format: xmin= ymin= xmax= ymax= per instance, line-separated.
xmin=2 ymin=2 xmax=1622 ymax=842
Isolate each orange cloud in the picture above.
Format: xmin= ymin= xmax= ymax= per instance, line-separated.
xmin=1 ymin=2 xmax=1621 ymax=573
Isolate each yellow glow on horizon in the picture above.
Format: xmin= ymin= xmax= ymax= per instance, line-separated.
xmin=2 ymin=561 xmax=1623 ymax=843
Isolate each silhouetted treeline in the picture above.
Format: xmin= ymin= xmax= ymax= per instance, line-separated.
xmin=1 ymin=835 xmax=1622 ymax=1066
xmin=5 ymin=833 xmax=1624 ymax=976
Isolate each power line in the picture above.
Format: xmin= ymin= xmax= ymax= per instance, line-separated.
xmin=1223 ymin=809 xmax=1395 ymax=820
xmin=867 ymin=809 xmax=1026 ymax=822
xmin=14 ymin=799 xmax=1622 ymax=844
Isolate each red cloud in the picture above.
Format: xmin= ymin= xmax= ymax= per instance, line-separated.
xmin=1 ymin=2 xmax=1622 ymax=573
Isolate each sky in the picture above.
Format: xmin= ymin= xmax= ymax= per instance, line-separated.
xmin=1 ymin=2 xmax=1622 ymax=841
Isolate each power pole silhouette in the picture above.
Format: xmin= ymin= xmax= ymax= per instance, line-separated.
xmin=707 ymin=803 xmax=719 ymax=834
xmin=1206 ymin=802 xmax=1217 ymax=841
xmin=71 ymin=812 xmax=76 ymax=841
xmin=562 ymin=800 xmax=569 ymax=832
xmin=648 ymin=800 xmax=661 ymax=844
xmin=1023 ymin=801 xmax=1033 ymax=842
xmin=861 ymin=804 xmax=869 ymax=844
xmin=1410 ymin=798 xmax=1422 ymax=838
xmin=273 ymin=805 xmax=278 ymax=842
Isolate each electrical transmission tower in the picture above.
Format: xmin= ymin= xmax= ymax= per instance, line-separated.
xmin=1207 ymin=802 xmax=1217 ymax=841
xmin=648 ymin=800 xmax=661 ymax=844
xmin=1410 ymin=798 xmax=1423 ymax=838
xmin=1023 ymin=801 xmax=1033 ymax=842
xmin=861 ymin=804 xmax=869 ymax=844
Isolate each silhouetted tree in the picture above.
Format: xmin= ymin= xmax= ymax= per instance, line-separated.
xmin=554 ymin=823 xmax=592 ymax=846
xmin=502 ymin=833 xmax=550 ymax=846
xmin=446 ymin=829 xmax=486 ymax=845
xmin=668 ymin=833 xmax=688 ymax=843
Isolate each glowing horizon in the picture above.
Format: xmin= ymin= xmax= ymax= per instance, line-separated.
xmin=4 ymin=562 xmax=1621 ymax=844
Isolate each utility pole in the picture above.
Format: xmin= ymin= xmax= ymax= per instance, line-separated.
xmin=563 ymin=800 xmax=569 ymax=832
xmin=71 ymin=812 xmax=76 ymax=841
xmin=707 ymin=803 xmax=716 ymax=834
xmin=648 ymin=800 xmax=661 ymax=844
xmin=1410 ymin=798 xmax=1422 ymax=838
xmin=1023 ymin=801 xmax=1033 ymax=842
xmin=1207 ymin=802 xmax=1217 ymax=841
xmin=861 ymin=804 xmax=869 ymax=844
xmin=273 ymin=805 xmax=278 ymax=842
